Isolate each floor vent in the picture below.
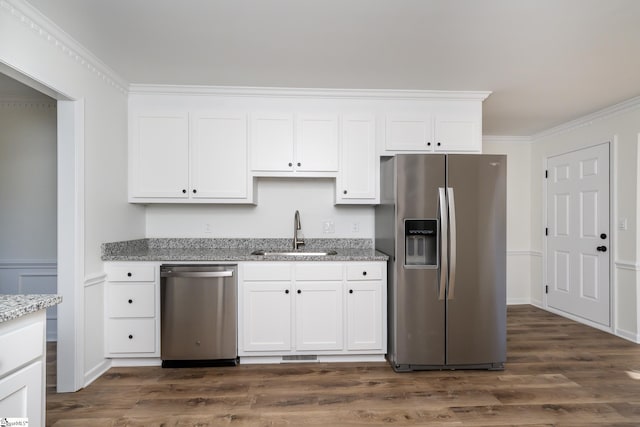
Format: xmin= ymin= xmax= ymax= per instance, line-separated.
xmin=281 ymin=355 xmax=318 ymax=363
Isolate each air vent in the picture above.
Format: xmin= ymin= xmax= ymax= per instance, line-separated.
xmin=281 ymin=355 xmax=318 ymax=363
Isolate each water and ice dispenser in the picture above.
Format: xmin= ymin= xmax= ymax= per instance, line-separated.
xmin=404 ymin=219 xmax=438 ymax=267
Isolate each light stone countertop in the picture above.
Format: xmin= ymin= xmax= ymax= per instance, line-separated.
xmin=0 ymin=294 xmax=62 ymax=323
xmin=101 ymin=238 xmax=389 ymax=262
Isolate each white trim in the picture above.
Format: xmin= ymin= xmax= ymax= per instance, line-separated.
xmin=83 ymin=359 xmax=111 ymax=388
xmin=507 ymin=250 xmax=542 ymax=257
xmin=507 ymin=298 xmax=531 ymax=305
xmin=110 ymin=358 xmax=162 ymax=367
xmin=544 ymin=305 xmax=613 ymax=334
xmin=533 ymin=95 xmax=640 ymax=140
xmin=614 ymin=261 xmax=640 ymax=271
xmin=1 ymin=0 xmax=128 ymax=94
xmin=483 ymin=136 xmax=533 ymax=144
xmin=84 ymin=273 xmax=107 ymax=288
xmin=129 ymin=84 xmax=491 ymax=101
xmin=0 ymin=260 xmax=56 ymax=269
xmin=615 ymin=327 xmax=640 ymax=344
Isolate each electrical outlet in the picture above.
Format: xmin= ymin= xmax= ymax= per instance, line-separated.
xmin=352 ymin=222 xmax=360 ymax=233
xmin=204 ymin=223 xmax=212 ymax=233
xmin=322 ymin=221 xmax=335 ymax=234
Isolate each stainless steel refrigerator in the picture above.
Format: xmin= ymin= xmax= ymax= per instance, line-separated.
xmin=375 ymin=154 xmax=506 ymax=371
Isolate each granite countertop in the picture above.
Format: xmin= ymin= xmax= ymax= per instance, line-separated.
xmin=0 ymin=294 xmax=62 ymax=323
xmin=102 ymin=238 xmax=389 ymax=262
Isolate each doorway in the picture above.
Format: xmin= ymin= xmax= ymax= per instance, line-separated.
xmin=545 ymin=143 xmax=611 ymax=327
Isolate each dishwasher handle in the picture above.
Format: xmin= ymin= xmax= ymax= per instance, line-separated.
xmin=160 ymin=270 xmax=234 ymax=278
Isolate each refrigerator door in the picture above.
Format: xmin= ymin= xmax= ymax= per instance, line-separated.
xmin=445 ymin=154 xmax=506 ymax=367
xmin=393 ymin=154 xmax=447 ymax=368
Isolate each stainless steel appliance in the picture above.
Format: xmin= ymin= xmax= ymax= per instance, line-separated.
xmin=375 ymin=154 xmax=506 ymax=371
xmin=160 ymin=265 xmax=237 ymax=367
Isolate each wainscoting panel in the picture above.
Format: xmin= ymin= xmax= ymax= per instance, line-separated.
xmin=0 ymin=259 xmax=57 ymax=340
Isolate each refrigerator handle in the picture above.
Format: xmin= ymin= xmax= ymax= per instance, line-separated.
xmin=447 ymin=187 xmax=457 ymax=300
xmin=438 ymin=187 xmax=448 ymax=301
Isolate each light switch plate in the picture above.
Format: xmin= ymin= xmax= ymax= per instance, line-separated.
xmin=322 ymin=221 xmax=335 ymax=234
xmin=618 ymin=218 xmax=628 ymax=231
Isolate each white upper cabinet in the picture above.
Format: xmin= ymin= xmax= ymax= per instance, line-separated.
xmin=337 ymin=115 xmax=377 ymax=203
xmin=250 ymin=113 xmax=295 ymax=172
xmin=191 ymin=112 xmax=248 ymax=199
xmin=130 ymin=112 xmax=190 ymax=199
xmin=385 ymin=114 xmax=434 ymax=152
xmin=433 ymin=114 xmax=480 ymax=152
xmin=250 ymin=113 xmax=338 ymax=175
xmin=130 ymin=110 xmax=252 ymax=203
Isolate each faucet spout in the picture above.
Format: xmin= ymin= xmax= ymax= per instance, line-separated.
xmin=293 ymin=210 xmax=305 ymax=250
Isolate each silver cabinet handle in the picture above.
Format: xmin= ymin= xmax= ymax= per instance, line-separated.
xmin=447 ymin=187 xmax=457 ymax=300
xmin=438 ymin=187 xmax=447 ymax=301
xmin=160 ymin=271 xmax=234 ymax=278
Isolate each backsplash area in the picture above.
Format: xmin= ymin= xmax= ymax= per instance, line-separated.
xmin=144 ymin=178 xmax=374 ymax=239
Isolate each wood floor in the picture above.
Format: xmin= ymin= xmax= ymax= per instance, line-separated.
xmin=46 ymin=305 xmax=640 ymax=426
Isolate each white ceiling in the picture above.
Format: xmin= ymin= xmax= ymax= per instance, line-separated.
xmin=20 ymin=0 xmax=640 ymax=135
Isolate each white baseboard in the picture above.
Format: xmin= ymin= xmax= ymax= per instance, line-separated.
xmin=615 ymin=327 xmax=640 ymax=344
xmin=110 ymin=358 xmax=162 ymax=367
xmin=507 ymin=298 xmax=531 ymax=305
xmin=83 ymin=359 xmax=111 ymax=388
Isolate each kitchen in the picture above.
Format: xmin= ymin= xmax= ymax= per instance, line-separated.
xmin=1 ymin=0 xmax=640 ymax=425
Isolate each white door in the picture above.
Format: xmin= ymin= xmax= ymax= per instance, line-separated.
xmin=546 ymin=143 xmax=610 ymax=326
xmin=191 ymin=113 xmax=248 ymax=199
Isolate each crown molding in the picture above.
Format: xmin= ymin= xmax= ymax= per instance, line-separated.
xmin=0 ymin=97 xmax=56 ymax=109
xmin=483 ymin=135 xmax=533 ymax=144
xmin=533 ymin=95 xmax=640 ymax=141
xmin=1 ymin=0 xmax=129 ymax=95
xmin=129 ymin=84 xmax=492 ymax=101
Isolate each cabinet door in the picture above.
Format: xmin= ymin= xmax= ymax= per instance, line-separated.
xmin=434 ymin=115 xmax=480 ymax=152
xmin=242 ymin=282 xmax=292 ymax=351
xmin=191 ymin=113 xmax=248 ymax=198
xmin=295 ymin=115 xmax=338 ymax=172
xmin=250 ymin=113 xmax=294 ymax=172
xmin=346 ymin=282 xmax=383 ymax=350
xmin=385 ymin=114 xmax=433 ymax=151
xmin=295 ymin=282 xmax=343 ymax=351
xmin=0 ymin=361 xmax=43 ymax=424
xmin=130 ymin=112 xmax=189 ymax=198
xmin=337 ymin=115 xmax=376 ymax=202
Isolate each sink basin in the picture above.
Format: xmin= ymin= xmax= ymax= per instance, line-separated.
xmin=251 ymin=250 xmax=338 ymax=257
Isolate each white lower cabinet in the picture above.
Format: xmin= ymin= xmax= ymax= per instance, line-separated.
xmin=239 ymin=261 xmax=386 ymax=361
xmin=0 ymin=311 xmax=46 ymax=427
xmin=104 ymin=262 xmax=160 ymax=358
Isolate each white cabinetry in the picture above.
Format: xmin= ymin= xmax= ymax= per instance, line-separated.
xmin=129 ymin=111 xmax=252 ymax=203
xmin=239 ymin=261 xmax=386 ymax=362
xmin=104 ymin=263 xmax=160 ymax=358
xmin=0 ymin=311 xmax=46 ymax=426
xmin=336 ymin=115 xmax=377 ymax=203
xmin=383 ymin=100 xmax=483 ymax=154
xmin=250 ymin=113 xmax=338 ymax=174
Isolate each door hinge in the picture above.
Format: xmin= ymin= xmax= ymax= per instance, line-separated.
xmin=545 ymin=285 xmax=549 ymax=294
xmin=545 ymin=170 xmax=548 ymax=178
xmin=545 ymin=227 xmax=548 ymax=236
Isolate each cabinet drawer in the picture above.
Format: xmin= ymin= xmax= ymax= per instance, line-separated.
xmin=346 ymin=263 xmax=383 ymax=281
xmin=244 ymin=263 xmax=292 ymax=281
xmin=107 ymin=284 xmax=155 ymax=318
xmin=107 ymin=318 xmax=156 ymax=354
xmin=107 ymin=264 xmax=155 ymax=282
xmin=295 ymin=263 xmax=342 ymax=281
xmin=0 ymin=315 xmax=44 ymax=377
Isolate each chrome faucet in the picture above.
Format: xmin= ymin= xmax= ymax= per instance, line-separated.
xmin=293 ymin=210 xmax=305 ymax=250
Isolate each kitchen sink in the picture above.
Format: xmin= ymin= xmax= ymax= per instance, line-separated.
xmin=251 ymin=250 xmax=338 ymax=257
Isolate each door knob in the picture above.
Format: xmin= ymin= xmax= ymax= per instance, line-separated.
xmin=600 ymin=233 xmax=607 ymax=239
xmin=596 ymin=246 xmax=607 ymax=252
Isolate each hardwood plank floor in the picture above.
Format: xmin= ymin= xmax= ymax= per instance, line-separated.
xmin=46 ymin=305 xmax=640 ymax=426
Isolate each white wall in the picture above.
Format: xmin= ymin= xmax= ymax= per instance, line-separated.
xmin=531 ymin=101 xmax=640 ymax=341
xmin=146 ymin=178 xmax=374 ymax=238
xmin=1 ymin=0 xmax=146 ymax=386
xmin=0 ymin=99 xmax=58 ymax=339
xmin=483 ymin=137 xmax=535 ymax=304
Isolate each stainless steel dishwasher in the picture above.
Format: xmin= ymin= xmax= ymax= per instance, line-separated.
xmin=160 ymin=264 xmax=237 ymax=367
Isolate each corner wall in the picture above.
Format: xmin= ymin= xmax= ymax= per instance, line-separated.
xmin=531 ymin=100 xmax=640 ymax=341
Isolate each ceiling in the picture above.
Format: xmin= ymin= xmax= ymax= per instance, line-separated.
xmin=19 ymin=0 xmax=640 ymax=136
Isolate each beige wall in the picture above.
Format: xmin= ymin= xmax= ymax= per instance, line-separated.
xmin=483 ymin=138 xmax=535 ymax=304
